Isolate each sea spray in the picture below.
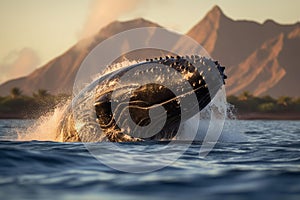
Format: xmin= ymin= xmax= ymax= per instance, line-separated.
xmin=17 ymin=58 xmax=238 ymax=143
xmin=20 ymin=61 xmax=140 ymax=143
xmin=176 ymin=87 xmax=247 ymax=143
xmin=226 ymin=102 xmax=237 ymax=120
xmin=17 ymin=101 xmax=70 ymax=142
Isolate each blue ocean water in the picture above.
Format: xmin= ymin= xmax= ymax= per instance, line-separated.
xmin=0 ymin=119 xmax=299 ymax=200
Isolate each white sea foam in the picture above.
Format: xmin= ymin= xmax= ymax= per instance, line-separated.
xmin=17 ymin=102 xmax=69 ymax=142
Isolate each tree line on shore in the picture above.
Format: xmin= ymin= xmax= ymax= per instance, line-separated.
xmin=0 ymin=87 xmax=69 ymax=118
xmin=227 ymin=91 xmax=300 ymax=113
xmin=0 ymin=88 xmax=299 ymax=118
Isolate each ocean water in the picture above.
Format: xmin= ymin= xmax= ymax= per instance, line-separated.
xmin=0 ymin=119 xmax=299 ymax=200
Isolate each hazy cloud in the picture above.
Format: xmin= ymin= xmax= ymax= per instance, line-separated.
xmin=80 ymin=0 xmax=141 ymax=39
xmin=0 ymin=48 xmax=40 ymax=84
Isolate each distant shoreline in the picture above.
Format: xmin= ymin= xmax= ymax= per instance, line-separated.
xmin=236 ymin=112 xmax=300 ymax=120
xmin=0 ymin=113 xmax=29 ymax=120
xmin=1 ymin=112 xmax=300 ymax=121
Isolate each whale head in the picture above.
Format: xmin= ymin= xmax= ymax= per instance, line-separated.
xmin=91 ymin=55 xmax=227 ymax=142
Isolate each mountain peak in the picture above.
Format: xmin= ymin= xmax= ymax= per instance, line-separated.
xmin=186 ymin=5 xmax=226 ymax=53
xmin=118 ymin=17 xmax=161 ymax=26
xmin=96 ymin=18 xmax=161 ymax=37
xmin=203 ymin=5 xmax=227 ymax=25
xmin=204 ymin=5 xmax=227 ymax=20
xmin=210 ymin=5 xmax=223 ymax=15
xmin=263 ymin=19 xmax=279 ymax=26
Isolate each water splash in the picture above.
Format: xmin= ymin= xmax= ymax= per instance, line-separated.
xmin=16 ymin=57 xmax=244 ymax=143
xmin=226 ymin=102 xmax=237 ymax=120
xmin=177 ymin=87 xmax=247 ymax=143
xmin=17 ymin=102 xmax=69 ymax=142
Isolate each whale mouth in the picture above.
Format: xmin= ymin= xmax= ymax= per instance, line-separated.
xmin=93 ymin=55 xmax=227 ymax=142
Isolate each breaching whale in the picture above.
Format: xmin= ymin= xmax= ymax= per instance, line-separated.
xmin=56 ymin=55 xmax=227 ymax=142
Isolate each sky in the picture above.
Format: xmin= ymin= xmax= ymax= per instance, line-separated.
xmin=0 ymin=0 xmax=299 ymax=84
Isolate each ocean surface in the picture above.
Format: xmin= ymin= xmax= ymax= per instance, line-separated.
xmin=0 ymin=119 xmax=299 ymax=200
